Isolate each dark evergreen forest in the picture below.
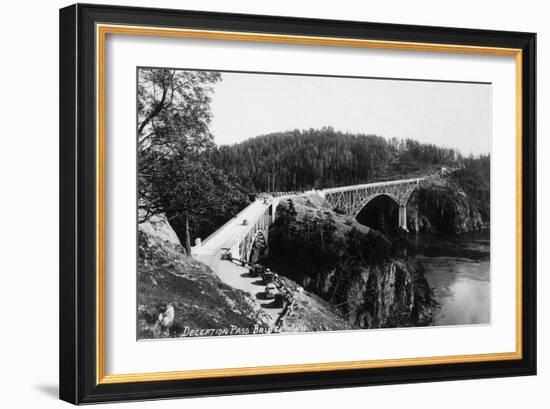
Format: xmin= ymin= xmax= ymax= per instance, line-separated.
xmin=207 ymin=127 xmax=487 ymax=193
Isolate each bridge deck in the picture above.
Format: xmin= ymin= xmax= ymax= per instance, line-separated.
xmin=194 ymin=199 xmax=271 ymax=257
xmin=321 ymin=177 xmax=423 ymax=194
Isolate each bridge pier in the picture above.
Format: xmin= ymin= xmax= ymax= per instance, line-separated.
xmin=271 ymin=200 xmax=278 ymax=223
xmin=398 ymin=205 xmax=408 ymax=231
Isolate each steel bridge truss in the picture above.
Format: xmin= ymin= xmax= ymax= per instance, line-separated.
xmin=323 ymin=178 xmax=422 ymax=217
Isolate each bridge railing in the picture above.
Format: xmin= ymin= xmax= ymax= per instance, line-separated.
xmin=192 ymin=200 xmax=272 ymax=272
xmin=321 ymin=177 xmax=423 ymax=194
xmin=267 ymin=191 xmax=305 ymax=198
xmin=237 ymin=205 xmax=272 ymax=262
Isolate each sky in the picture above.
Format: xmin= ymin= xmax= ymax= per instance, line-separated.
xmin=208 ymin=71 xmax=491 ymax=156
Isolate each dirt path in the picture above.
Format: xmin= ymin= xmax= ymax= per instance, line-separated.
xmin=216 ymin=260 xmax=283 ymax=323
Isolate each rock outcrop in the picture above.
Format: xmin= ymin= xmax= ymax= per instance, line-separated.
xmin=407 ymin=175 xmax=487 ymax=234
xmin=276 ymin=276 xmax=355 ymax=332
xmin=267 ymin=196 xmax=436 ymax=329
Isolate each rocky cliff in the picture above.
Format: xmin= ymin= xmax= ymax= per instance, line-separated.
xmin=266 ymin=196 xmax=436 ymax=329
xmin=406 ymin=174 xmax=488 ymax=234
xmin=277 ymin=276 xmax=355 ymax=332
xmin=137 ymin=215 xmax=265 ymax=338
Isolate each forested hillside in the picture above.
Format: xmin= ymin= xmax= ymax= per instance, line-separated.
xmin=137 ymin=67 xmax=489 ymax=246
xmin=207 ymin=127 xmax=470 ymax=193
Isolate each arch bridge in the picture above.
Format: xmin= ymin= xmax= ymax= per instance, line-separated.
xmin=318 ymin=177 xmax=424 ymax=231
xmin=192 ymin=177 xmax=424 ymax=273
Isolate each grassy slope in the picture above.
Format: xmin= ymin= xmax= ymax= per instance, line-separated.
xmin=137 ymin=216 xmax=263 ymax=339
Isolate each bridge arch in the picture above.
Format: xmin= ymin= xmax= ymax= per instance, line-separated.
xmin=323 ymin=178 xmax=422 ymax=232
xmin=355 ymin=193 xmax=402 ymax=232
xmin=353 ymin=192 xmax=401 ymax=217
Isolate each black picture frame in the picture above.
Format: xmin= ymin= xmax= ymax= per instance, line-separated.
xmin=59 ymin=3 xmax=536 ymax=404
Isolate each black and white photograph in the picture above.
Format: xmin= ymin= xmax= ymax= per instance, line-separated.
xmin=137 ymin=67 xmax=491 ymax=339
xmin=1 ymin=0 xmax=542 ymax=405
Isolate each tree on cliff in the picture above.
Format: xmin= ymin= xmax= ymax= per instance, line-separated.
xmin=138 ymin=68 xmax=221 ymax=222
xmin=137 ymin=68 xmax=248 ymax=248
xmin=137 ymin=68 xmax=220 ymax=154
xmin=146 ymin=151 xmax=248 ymax=246
xmin=274 ymin=199 xmax=298 ymax=241
xmin=320 ymin=212 xmax=337 ymax=251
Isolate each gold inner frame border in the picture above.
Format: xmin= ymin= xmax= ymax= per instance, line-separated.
xmin=95 ymin=23 xmax=523 ymax=385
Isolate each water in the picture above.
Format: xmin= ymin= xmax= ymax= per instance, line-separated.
xmin=408 ymin=230 xmax=490 ymax=326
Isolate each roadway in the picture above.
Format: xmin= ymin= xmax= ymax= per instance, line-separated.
xmin=193 ymin=199 xmax=271 ymax=259
xmin=216 ymin=260 xmax=283 ymax=323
